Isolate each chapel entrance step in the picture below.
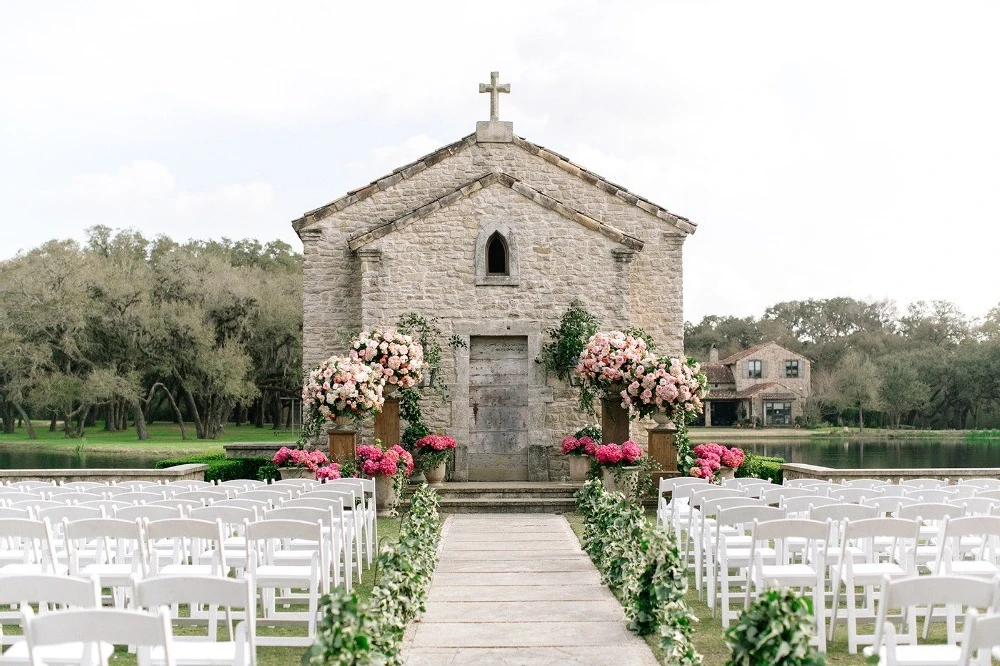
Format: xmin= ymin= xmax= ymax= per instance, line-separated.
xmin=409 ymin=481 xmax=583 ymax=514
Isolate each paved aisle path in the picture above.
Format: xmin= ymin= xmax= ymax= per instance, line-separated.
xmin=402 ymin=513 xmax=659 ymax=665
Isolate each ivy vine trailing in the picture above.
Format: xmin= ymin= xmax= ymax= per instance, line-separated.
xmin=302 ymin=485 xmax=442 ymax=666
xmin=725 ymin=588 xmax=825 ymax=666
xmin=576 ymin=480 xmax=702 ymax=665
xmin=538 ymin=300 xmax=600 ymax=380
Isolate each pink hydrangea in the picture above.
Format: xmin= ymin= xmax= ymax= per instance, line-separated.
xmin=273 ymin=447 xmax=293 ymax=466
xmin=620 ymin=440 xmax=643 ymax=463
xmin=560 ymin=436 xmax=581 ymax=455
xmin=416 ymin=435 xmax=457 ymax=452
xmin=721 ymin=447 xmax=745 ymax=469
xmin=579 ymin=436 xmax=598 ymax=456
xmin=594 ymin=444 xmax=623 ymax=465
xmin=689 ymin=466 xmax=704 ymax=478
xmin=315 ymin=464 xmax=341 ymax=481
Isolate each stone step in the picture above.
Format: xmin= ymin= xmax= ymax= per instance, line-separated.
xmin=435 ymin=497 xmax=578 ymax=514
xmin=430 ymin=482 xmax=582 ymax=500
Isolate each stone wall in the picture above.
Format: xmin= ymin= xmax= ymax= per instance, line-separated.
xmin=0 ymin=464 xmax=208 ymax=484
xmin=782 ymin=462 xmax=1000 ymax=484
xmin=297 ymin=132 xmax=690 ymax=480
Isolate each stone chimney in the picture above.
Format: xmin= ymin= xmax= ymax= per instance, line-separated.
xmin=709 ymin=345 xmax=719 ymax=363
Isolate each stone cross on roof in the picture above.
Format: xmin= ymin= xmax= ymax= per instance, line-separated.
xmin=479 ymin=71 xmax=510 ymax=122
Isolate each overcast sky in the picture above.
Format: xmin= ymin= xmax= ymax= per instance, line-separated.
xmin=2 ymin=1 xmax=998 ymax=324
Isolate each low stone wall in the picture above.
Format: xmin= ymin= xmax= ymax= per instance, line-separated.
xmin=223 ymin=442 xmax=287 ymax=459
xmin=0 ymin=463 xmax=209 ymax=484
xmin=782 ymin=462 xmax=1000 ymax=484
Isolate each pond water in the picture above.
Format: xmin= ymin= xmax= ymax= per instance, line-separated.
xmin=0 ymin=448 xmax=162 ymax=470
xmin=741 ymin=438 xmax=1000 ymax=469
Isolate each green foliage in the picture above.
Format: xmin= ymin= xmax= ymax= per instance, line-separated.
xmin=398 ymin=388 xmax=431 ymax=451
xmin=673 ymin=419 xmax=696 ymax=476
xmin=305 ymin=485 xmax=442 ymax=665
xmin=539 ymin=301 xmax=600 ymax=380
xmin=573 ymin=425 xmax=602 ymax=441
xmin=154 ymin=452 xmax=277 ymax=482
xmin=575 ymin=480 xmax=702 ymax=665
xmin=725 ymin=587 xmax=825 ymax=666
xmin=735 ymin=453 xmax=785 ymax=484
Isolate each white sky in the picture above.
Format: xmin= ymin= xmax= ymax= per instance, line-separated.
xmin=2 ymin=1 xmax=998 ymax=324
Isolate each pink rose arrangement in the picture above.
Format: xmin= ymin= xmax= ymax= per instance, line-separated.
xmin=574 ymin=331 xmax=652 ymax=387
xmin=414 ymin=434 xmax=457 ymax=471
xmin=356 ymin=443 xmax=415 ymax=478
xmin=560 ymin=435 xmax=598 ymax=457
xmin=302 ymin=355 xmax=386 ymax=424
xmin=273 ymin=446 xmax=330 ymax=471
xmin=594 ymin=440 xmax=643 ymax=467
xmin=690 ymin=443 xmax=745 ymax=481
xmin=353 ymin=327 xmax=426 ymax=390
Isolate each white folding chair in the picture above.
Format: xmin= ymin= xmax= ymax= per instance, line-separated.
xmin=709 ymin=504 xmax=783 ymax=627
xmin=780 ymin=495 xmax=838 ymax=518
xmin=683 ymin=487 xmax=743 ymax=568
xmin=244 ymin=518 xmax=324 ymax=647
xmin=22 ymin=606 xmax=175 ymax=666
xmin=63 ymin=517 xmax=148 ymax=607
xmin=828 ymin=487 xmax=881 ymax=504
xmin=133 ymin=575 xmax=256 ymax=666
xmin=957 ymin=609 xmax=1000 ymax=666
xmin=900 ymin=478 xmax=949 ymax=490
xmin=321 ymin=479 xmax=376 ymax=566
xmin=0 ymin=574 xmax=105 ymax=666
xmin=0 ymin=518 xmax=63 ymax=576
xmin=745 ymin=518 xmax=830 ymax=652
xmin=697 ymin=496 xmax=760 ymax=599
xmin=958 ymin=479 xmax=1000 ymax=491
xmin=829 ymin=517 xmax=920 ymax=654
xmin=842 ymin=479 xmax=893 ymax=490
xmin=264 ymin=505 xmax=348 ymax=591
xmin=864 ymin=575 xmax=1000 ymax=665
xmin=189 ymin=506 xmax=258 ymax=573
xmin=145 ymin=518 xmax=228 ymax=578
xmin=907 ymin=489 xmax=959 ymax=504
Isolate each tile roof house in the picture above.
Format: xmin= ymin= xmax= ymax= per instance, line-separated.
xmin=700 ymin=341 xmax=811 ymax=427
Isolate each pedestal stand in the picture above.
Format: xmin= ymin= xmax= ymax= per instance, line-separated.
xmin=648 ymin=414 xmax=680 ymax=488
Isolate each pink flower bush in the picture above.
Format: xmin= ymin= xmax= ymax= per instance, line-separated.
xmin=273 ymin=446 xmax=329 ymax=471
xmin=691 ymin=442 xmax=745 ymax=481
xmin=415 ymin=434 xmax=457 ymax=452
xmin=356 ymin=442 xmax=414 ymax=478
xmin=560 ymin=435 xmax=597 ymax=456
xmin=315 ymin=464 xmax=341 ymax=481
xmin=594 ymin=441 xmax=643 ymax=466
xmin=353 ymin=328 xmax=426 ymax=390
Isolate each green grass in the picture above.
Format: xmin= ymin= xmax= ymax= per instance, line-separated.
xmin=0 ymin=421 xmax=297 ymax=457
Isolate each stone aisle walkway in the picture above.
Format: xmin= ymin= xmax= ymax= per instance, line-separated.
xmin=402 ymin=513 xmax=659 ymax=665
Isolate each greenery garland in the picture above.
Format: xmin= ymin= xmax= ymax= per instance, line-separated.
xmin=539 ymin=300 xmax=600 ymax=380
xmin=303 ymin=485 xmax=442 ymax=666
xmin=672 ymin=416 xmax=696 ymax=477
xmin=725 ymin=588 xmax=825 ymax=666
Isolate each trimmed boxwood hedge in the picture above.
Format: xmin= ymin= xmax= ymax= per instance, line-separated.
xmin=154 ymin=453 xmax=278 ymax=482
xmin=735 ymin=453 xmax=785 ymax=484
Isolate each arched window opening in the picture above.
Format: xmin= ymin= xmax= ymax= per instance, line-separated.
xmin=486 ymin=232 xmax=508 ymax=275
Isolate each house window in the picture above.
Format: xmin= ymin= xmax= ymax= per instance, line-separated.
xmin=765 ymin=401 xmax=793 ymax=426
xmin=486 ymin=232 xmax=508 ymax=275
xmin=747 ymin=359 xmax=762 ymax=379
xmin=785 ymin=360 xmax=799 ymax=378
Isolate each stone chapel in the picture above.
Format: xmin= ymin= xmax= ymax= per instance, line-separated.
xmin=292 ymin=73 xmax=697 ymax=482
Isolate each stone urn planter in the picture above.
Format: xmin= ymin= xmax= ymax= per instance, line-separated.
xmin=279 ymin=467 xmax=313 ymax=480
xmin=568 ymin=455 xmax=591 ymax=482
xmin=424 ymin=462 xmax=446 ymax=486
xmin=374 ymin=475 xmax=396 ymax=516
xmin=601 ymin=466 xmax=640 ymax=498
xmin=718 ymin=467 xmax=736 ymax=482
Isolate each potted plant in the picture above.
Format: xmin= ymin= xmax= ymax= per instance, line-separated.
xmin=560 ymin=434 xmax=598 ymax=482
xmin=352 ymin=327 xmax=426 ymax=394
xmin=414 ymin=434 xmax=456 ymax=485
xmin=594 ymin=440 xmax=645 ymax=497
xmin=272 ymin=446 xmax=333 ymax=480
xmin=355 ymin=441 xmax=414 ymax=516
xmin=691 ymin=443 xmax=746 ymax=482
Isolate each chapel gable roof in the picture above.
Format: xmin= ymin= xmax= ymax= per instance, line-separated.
xmin=346 ymin=171 xmax=644 ymax=251
xmin=291 ymin=134 xmax=695 ymax=235
xmin=701 ymin=362 xmax=735 ymax=385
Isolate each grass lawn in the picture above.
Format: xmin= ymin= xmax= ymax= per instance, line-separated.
xmin=0 ymin=421 xmax=297 ymax=458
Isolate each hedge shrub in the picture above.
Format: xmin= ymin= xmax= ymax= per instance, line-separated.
xmin=736 ymin=453 xmax=785 ymax=484
xmin=154 ymin=453 xmax=278 ymax=482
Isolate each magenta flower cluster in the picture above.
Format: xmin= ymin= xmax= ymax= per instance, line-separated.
xmin=560 ymin=435 xmax=598 ymax=457
xmin=594 ymin=440 xmax=643 ymax=466
xmin=414 ymin=434 xmax=457 ymax=452
xmin=357 ymin=443 xmax=415 ymax=478
xmin=315 ymin=464 xmax=341 ymax=481
xmin=690 ymin=443 xmax=745 ymax=480
xmin=273 ymin=446 xmax=330 ymax=471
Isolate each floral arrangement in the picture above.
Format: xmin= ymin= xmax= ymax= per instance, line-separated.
xmin=414 ymin=434 xmax=456 ymax=471
xmin=690 ymin=443 xmax=746 ymax=480
xmin=315 ymin=464 xmax=341 ymax=481
xmin=560 ymin=435 xmax=598 ymax=457
xmin=594 ymin=440 xmax=644 ymax=467
xmin=573 ymin=330 xmax=708 ymax=422
xmin=302 ymin=355 xmax=386 ymax=430
xmin=356 ymin=442 xmax=415 ymax=478
xmin=273 ymin=446 xmax=330 ymax=471
xmin=352 ymin=327 xmax=426 ymax=391
xmin=621 ymin=356 xmax=708 ymax=420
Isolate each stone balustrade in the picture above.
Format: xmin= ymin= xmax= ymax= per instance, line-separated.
xmin=782 ymin=462 xmax=1000 ymax=484
xmin=0 ymin=463 xmax=208 ymax=485
xmin=223 ymin=442 xmax=288 ymax=459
